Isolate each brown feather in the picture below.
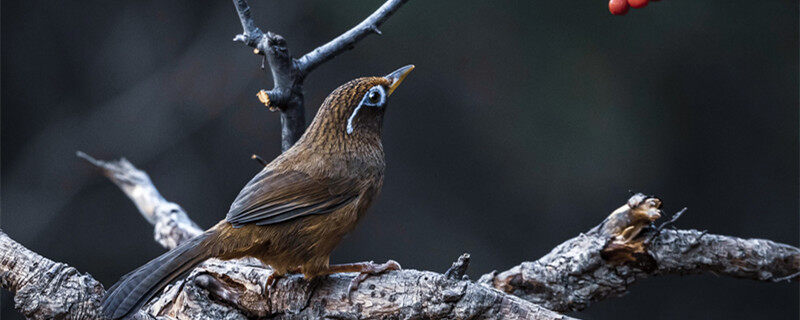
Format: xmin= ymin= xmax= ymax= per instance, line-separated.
xmin=213 ymin=76 xmax=391 ymax=276
xmin=103 ymin=75 xmax=400 ymax=319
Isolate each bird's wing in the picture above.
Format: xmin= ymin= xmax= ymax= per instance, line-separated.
xmin=225 ymin=169 xmax=358 ymax=227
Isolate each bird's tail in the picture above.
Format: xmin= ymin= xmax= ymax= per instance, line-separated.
xmin=101 ymin=232 xmax=214 ymax=319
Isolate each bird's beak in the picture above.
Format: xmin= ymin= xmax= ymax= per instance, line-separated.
xmin=385 ymin=65 xmax=415 ymax=96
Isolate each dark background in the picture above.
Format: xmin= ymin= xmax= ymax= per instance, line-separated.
xmin=2 ymin=0 xmax=798 ymax=319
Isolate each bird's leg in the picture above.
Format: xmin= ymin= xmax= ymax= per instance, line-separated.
xmin=264 ymin=272 xmax=281 ymax=294
xmin=313 ymin=260 xmax=401 ymax=298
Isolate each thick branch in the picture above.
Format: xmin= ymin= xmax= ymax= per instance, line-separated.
xmin=77 ymin=152 xmax=202 ymax=249
xmin=231 ymin=0 xmax=409 ymax=151
xmin=480 ymin=194 xmax=800 ymax=313
xmin=143 ymin=258 xmax=572 ymax=320
xmin=1 ymin=228 xmax=568 ymax=319
xmin=10 ymin=153 xmax=800 ymax=319
xmin=0 ymin=230 xmax=105 ymax=319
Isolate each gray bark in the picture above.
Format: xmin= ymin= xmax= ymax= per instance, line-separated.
xmin=142 ymin=258 xmax=572 ymax=320
xmin=0 ymin=230 xmax=568 ymax=320
xmin=0 ymin=230 xmax=105 ymax=320
xmin=479 ymin=194 xmax=800 ymax=313
xmin=4 ymin=158 xmax=796 ymax=319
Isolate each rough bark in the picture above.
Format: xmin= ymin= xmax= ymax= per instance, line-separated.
xmin=0 ymin=230 xmax=105 ymax=320
xmin=480 ymin=194 xmax=800 ymax=313
xmin=142 ymin=257 xmax=572 ymax=320
xmin=0 ymin=229 xmax=567 ymax=320
xmin=2 ymin=156 xmax=798 ymax=319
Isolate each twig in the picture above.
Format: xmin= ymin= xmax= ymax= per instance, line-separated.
xmin=773 ymin=271 xmax=800 ymax=282
xmin=294 ymin=0 xmax=411 ymax=76
xmin=231 ymin=0 xmax=411 ymax=151
xmin=646 ymin=206 xmax=687 ymax=246
xmin=657 ymin=207 xmax=687 ymax=231
xmin=251 ymin=154 xmax=268 ymax=167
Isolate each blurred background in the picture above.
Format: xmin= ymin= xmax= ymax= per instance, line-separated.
xmin=2 ymin=0 xmax=797 ymax=319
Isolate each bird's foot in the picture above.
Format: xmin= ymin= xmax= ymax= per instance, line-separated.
xmin=347 ymin=260 xmax=401 ymax=293
xmin=263 ymin=266 xmax=302 ymax=295
xmin=264 ymin=272 xmax=281 ymax=295
xmin=313 ymin=260 xmax=401 ymax=301
xmin=328 ymin=260 xmax=401 ymax=301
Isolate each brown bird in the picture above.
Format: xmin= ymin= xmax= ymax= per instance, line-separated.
xmin=101 ymin=65 xmax=415 ymax=319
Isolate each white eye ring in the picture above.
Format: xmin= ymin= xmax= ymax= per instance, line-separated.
xmin=347 ymin=85 xmax=386 ymax=134
xmin=363 ymin=86 xmax=386 ymax=106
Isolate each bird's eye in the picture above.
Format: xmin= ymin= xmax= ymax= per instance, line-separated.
xmin=368 ymin=90 xmax=381 ymax=104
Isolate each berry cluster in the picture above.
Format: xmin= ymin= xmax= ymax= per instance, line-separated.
xmin=609 ymin=0 xmax=660 ymax=15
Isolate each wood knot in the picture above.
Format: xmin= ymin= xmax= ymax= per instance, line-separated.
xmin=601 ymin=193 xmax=662 ymax=240
xmin=257 ymin=90 xmax=279 ymax=112
xmin=599 ymin=193 xmax=663 ymax=266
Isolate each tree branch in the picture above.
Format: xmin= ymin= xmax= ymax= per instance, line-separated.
xmin=295 ymin=0 xmax=411 ymax=76
xmin=1 ymin=228 xmax=568 ymax=320
xmin=77 ymin=154 xmax=799 ymax=315
xmin=77 ymin=151 xmax=202 ymax=249
xmin=231 ymin=0 xmax=410 ymax=151
xmin=144 ymin=258 xmax=572 ymax=320
xmin=6 ymin=156 xmax=799 ymax=319
xmin=479 ymin=193 xmax=800 ymax=313
xmin=0 ymin=230 xmax=105 ymax=320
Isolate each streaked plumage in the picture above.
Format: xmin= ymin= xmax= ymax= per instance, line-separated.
xmin=101 ymin=66 xmax=414 ymax=319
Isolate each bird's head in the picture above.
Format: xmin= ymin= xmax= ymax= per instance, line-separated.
xmin=304 ymin=65 xmax=414 ymax=145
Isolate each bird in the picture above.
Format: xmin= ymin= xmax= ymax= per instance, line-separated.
xmin=101 ymin=65 xmax=415 ymax=319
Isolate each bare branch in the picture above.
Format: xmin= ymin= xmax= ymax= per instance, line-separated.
xmin=231 ymin=0 xmax=265 ymax=51
xmin=231 ymin=0 xmax=410 ymax=151
xmin=0 ymin=230 xmax=105 ymax=320
xmin=78 ymin=152 xmax=799 ymax=316
xmin=648 ymin=229 xmax=799 ymax=280
xmin=77 ymin=151 xmax=202 ymax=249
xmin=11 ymin=154 xmax=800 ymax=319
xmin=0 ymin=228 xmax=570 ymax=319
xmin=145 ymin=257 xmax=573 ymax=320
xmin=231 ymin=0 xmax=305 ymax=151
xmin=480 ymin=194 xmax=800 ymax=313
xmin=295 ymin=0 xmax=411 ymax=76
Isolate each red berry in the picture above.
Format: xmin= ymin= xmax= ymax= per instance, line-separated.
xmin=609 ymin=0 xmax=629 ymax=15
xmin=628 ymin=0 xmax=649 ymax=9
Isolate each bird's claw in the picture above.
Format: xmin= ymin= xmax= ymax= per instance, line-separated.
xmin=345 ymin=260 xmax=401 ymax=300
xmin=264 ymin=272 xmax=280 ymax=295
